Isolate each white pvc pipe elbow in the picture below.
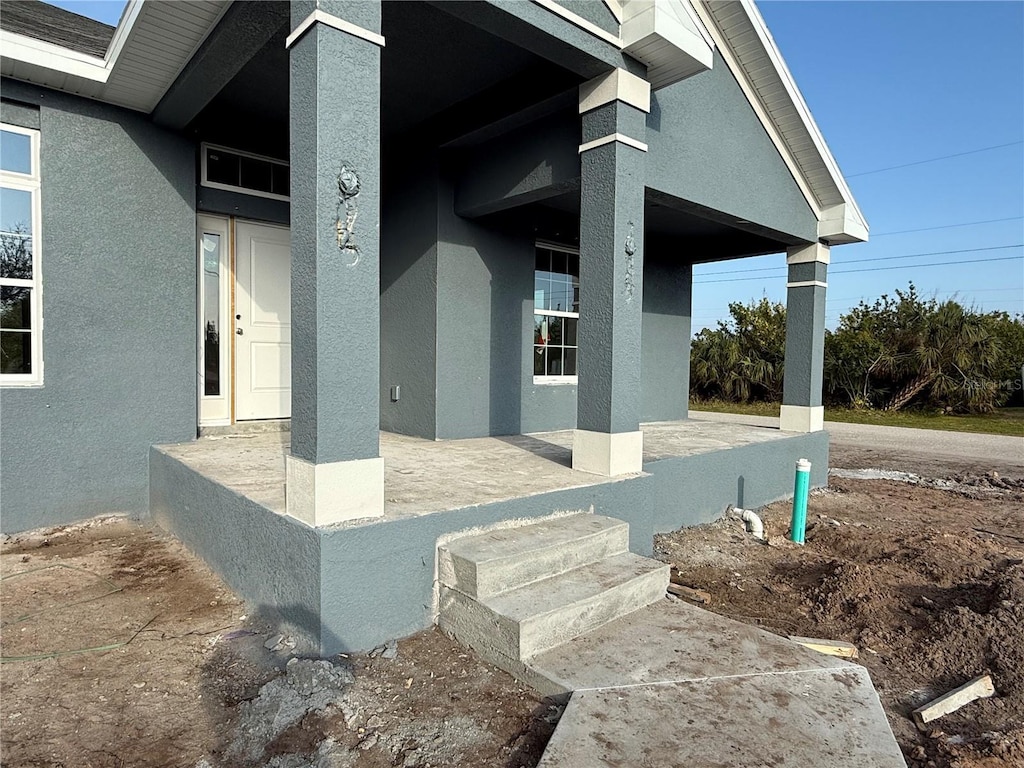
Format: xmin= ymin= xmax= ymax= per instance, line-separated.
xmin=741 ymin=509 xmax=764 ymax=540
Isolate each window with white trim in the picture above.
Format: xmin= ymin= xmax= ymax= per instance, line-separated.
xmin=533 ymin=244 xmax=579 ymax=381
xmin=201 ymin=143 xmax=289 ymax=201
xmin=1 ymin=124 xmax=42 ymax=384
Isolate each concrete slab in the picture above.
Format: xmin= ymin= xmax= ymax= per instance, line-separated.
xmin=537 ymin=667 xmax=907 ymax=768
xmin=438 ymin=513 xmax=629 ymax=598
xmin=155 ymin=419 xmax=794 ymax=526
xmin=529 ymin=600 xmax=853 ymax=694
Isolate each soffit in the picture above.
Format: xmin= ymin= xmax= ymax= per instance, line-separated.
xmin=0 ymin=0 xmax=230 ymax=113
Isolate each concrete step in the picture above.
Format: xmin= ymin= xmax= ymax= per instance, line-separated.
xmin=439 ymin=551 xmax=668 ymax=670
xmin=437 ymin=513 xmax=629 ymax=599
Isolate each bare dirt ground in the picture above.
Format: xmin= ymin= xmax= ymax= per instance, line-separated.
xmin=3 ymin=456 xmax=1023 ymax=768
xmin=0 ymin=519 xmax=556 ymax=768
xmin=656 ymin=474 xmax=1024 ymax=768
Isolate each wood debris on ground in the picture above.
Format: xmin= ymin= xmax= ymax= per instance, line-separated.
xmin=913 ymin=675 xmax=997 ymax=726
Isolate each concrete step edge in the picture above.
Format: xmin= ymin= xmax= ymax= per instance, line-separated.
xmin=438 ymin=514 xmax=631 ymax=598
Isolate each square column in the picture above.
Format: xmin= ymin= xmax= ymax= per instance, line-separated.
xmin=781 ymin=242 xmax=829 ymax=433
xmin=286 ymin=0 xmax=385 ymax=526
xmin=573 ymin=69 xmax=650 ymax=476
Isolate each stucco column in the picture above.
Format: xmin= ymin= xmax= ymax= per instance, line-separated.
xmin=285 ymin=0 xmax=385 ymax=526
xmin=781 ymin=242 xmax=830 ymax=432
xmin=573 ymin=69 xmax=650 ymax=476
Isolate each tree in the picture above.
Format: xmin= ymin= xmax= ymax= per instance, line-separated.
xmin=824 ymin=284 xmax=1011 ymax=413
xmin=690 ymin=298 xmax=786 ymax=403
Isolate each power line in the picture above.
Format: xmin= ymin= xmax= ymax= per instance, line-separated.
xmin=835 ymin=255 xmax=1021 ymax=276
xmin=846 ymin=140 xmax=1024 ymax=178
xmin=694 ymin=244 xmax=1023 ymax=280
xmin=692 ymin=244 xmax=1019 ymax=278
xmin=871 ymin=216 xmax=1023 ymax=238
xmin=695 ymin=254 xmax=1022 ymax=284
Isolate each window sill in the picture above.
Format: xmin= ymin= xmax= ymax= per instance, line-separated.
xmin=533 ymin=376 xmax=578 ymax=386
xmin=1 ymin=379 xmax=44 ymax=388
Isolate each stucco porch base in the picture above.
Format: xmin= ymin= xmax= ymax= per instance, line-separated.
xmin=150 ymin=420 xmax=828 ymax=655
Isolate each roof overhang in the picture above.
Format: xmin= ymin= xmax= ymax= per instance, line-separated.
xmin=620 ymin=0 xmax=715 ymax=90
xmin=693 ymin=0 xmax=869 ymax=244
xmin=2 ymin=0 xmax=867 ymax=245
xmin=0 ymin=0 xmax=229 ymax=113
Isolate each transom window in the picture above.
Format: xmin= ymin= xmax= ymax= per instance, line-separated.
xmin=201 ymin=143 xmax=289 ymax=201
xmin=1 ymin=123 xmax=42 ymax=385
xmin=534 ymin=244 xmax=579 ymax=381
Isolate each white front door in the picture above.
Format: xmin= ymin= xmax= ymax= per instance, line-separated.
xmin=235 ymin=221 xmax=291 ymax=420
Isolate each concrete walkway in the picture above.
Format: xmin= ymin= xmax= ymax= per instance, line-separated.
xmin=534 ymin=600 xmax=907 ymax=767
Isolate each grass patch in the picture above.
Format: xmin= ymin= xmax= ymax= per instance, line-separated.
xmin=691 ymin=399 xmax=1024 ymax=437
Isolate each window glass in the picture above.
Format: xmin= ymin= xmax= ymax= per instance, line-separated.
xmin=0 ymin=286 xmax=31 ymax=329
xmin=0 ymin=331 xmax=31 ymax=374
xmin=239 ymin=156 xmax=274 ymax=194
xmin=206 ymin=149 xmax=239 ymax=186
xmin=0 ymin=234 xmax=32 ymax=279
xmin=271 ymin=163 xmax=289 ymax=197
xmin=533 ymin=245 xmax=579 ymax=380
xmin=0 ymin=131 xmax=31 ymax=174
xmin=1 ymin=187 xmax=33 ymax=235
xmin=202 ymin=234 xmax=221 ymax=396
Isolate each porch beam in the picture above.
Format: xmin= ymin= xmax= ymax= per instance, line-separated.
xmin=286 ymin=0 xmax=384 ymax=525
xmin=781 ymin=242 xmax=829 ymax=433
xmin=573 ymin=76 xmax=648 ymax=476
xmin=152 ymin=1 xmax=288 ymax=131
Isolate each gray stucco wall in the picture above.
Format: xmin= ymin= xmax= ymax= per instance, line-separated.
xmin=435 ymin=174 xmax=535 ymax=439
xmin=380 ymin=151 xmax=439 ymax=438
xmin=150 ymin=447 xmax=322 ymax=649
xmin=197 ymin=186 xmax=288 ymax=226
xmin=646 ymin=51 xmax=817 ymax=242
xmin=1 ymin=82 xmax=196 ymax=534
xmin=641 ymin=255 xmax=692 ymax=422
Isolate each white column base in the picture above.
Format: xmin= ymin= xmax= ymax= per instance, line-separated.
xmin=780 ymin=405 xmax=825 ymax=433
xmin=286 ymin=454 xmax=385 ymax=527
xmin=572 ymin=429 xmax=643 ymax=476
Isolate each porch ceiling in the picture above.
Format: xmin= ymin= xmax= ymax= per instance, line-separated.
xmin=524 ymin=189 xmax=798 ymax=262
xmin=186 ymin=1 xmax=578 ymax=156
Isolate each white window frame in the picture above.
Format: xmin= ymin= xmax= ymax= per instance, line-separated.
xmin=1 ymin=123 xmax=43 ymax=386
xmin=200 ymin=142 xmax=290 ymax=202
xmin=533 ymin=241 xmax=579 ymax=385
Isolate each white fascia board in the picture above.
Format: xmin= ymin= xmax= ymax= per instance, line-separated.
xmin=621 ymin=0 xmax=714 ymax=82
xmin=738 ymin=0 xmax=869 ymax=237
xmin=0 ymin=30 xmax=111 ymax=82
xmin=818 ymin=203 xmax=869 ymax=244
xmin=102 ymin=0 xmax=146 ymax=66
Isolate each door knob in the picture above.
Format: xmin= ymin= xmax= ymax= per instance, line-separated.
xmin=236 ymin=328 xmax=244 ymax=335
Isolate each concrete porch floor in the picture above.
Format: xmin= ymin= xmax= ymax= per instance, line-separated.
xmin=155 ymin=419 xmax=791 ymax=526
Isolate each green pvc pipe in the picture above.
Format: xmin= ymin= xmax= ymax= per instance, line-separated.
xmin=790 ymin=458 xmax=812 ymax=544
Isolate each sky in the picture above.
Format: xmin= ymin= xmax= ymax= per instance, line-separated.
xmin=47 ymin=2 xmax=1024 ymax=334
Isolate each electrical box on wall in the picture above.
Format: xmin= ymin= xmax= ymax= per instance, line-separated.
xmin=390 ymin=385 xmax=400 ymax=402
